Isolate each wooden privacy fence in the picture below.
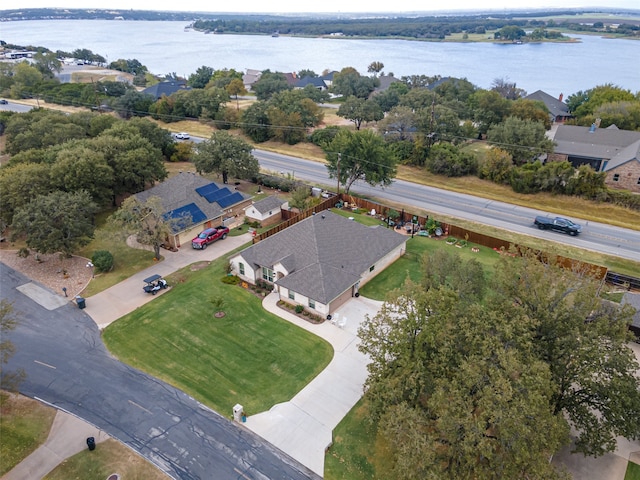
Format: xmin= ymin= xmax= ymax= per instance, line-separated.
xmin=253 ymin=195 xmax=337 ymax=243
xmin=252 ymin=191 xmax=625 ymax=284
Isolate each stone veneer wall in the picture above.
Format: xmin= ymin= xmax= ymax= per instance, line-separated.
xmin=605 ymin=162 xmax=640 ymax=193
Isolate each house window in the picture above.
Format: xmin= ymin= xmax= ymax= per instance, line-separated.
xmin=613 ymin=174 xmax=620 ymax=182
xmin=637 ymin=177 xmax=640 ymax=185
xmin=239 ymin=262 xmax=245 ymax=275
xmin=288 ymin=291 xmax=295 ymax=300
xmin=262 ymin=267 xmax=274 ymax=282
xmin=308 ymin=299 xmax=316 ymax=309
xmin=369 ymin=265 xmax=375 ymax=272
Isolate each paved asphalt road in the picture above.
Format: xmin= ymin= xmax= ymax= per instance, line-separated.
xmin=252 ymin=149 xmax=640 ymax=263
xmin=1 ymin=263 xmax=320 ymax=480
xmin=0 ymin=100 xmax=33 ymax=113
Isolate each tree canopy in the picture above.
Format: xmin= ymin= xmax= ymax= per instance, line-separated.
xmin=486 ymin=116 xmax=554 ymax=164
xmin=193 ymin=131 xmax=259 ymax=184
xmin=357 ymin=248 xmax=640 ymax=478
xmin=11 ymin=190 xmax=98 ymax=256
xmin=324 ymin=129 xmax=397 ymax=194
xmin=109 ymin=195 xmax=176 ymax=260
xmin=337 ymin=96 xmax=384 ymax=130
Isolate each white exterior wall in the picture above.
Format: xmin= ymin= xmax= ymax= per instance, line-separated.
xmin=245 ymin=205 xmax=268 ymax=221
xmin=359 ymin=242 xmax=407 ymax=286
xmin=229 ymin=254 xmax=258 ymax=284
xmin=279 ymin=286 xmax=329 ymax=317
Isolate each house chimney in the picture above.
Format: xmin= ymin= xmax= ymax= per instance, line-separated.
xmin=558 ymin=93 xmax=563 ymax=102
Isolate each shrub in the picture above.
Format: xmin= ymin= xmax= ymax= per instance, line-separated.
xmin=426 ymin=143 xmax=478 ymax=177
xmin=295 ymin=305 xmax=304 ymax=314
xmin=309 ymin=125 xmax=341 ymax=148
xmin=92 ymin=250 xmax=114 ymax=273
xmin=91 ymin=250 xmax=113 ymax=272
xmin=210 ymin=295 xmax=225 ymax=312
xmin=425 ymin=218 xmax=441 ymax=235
xmin=221 ymin=275 xmax=240 ymax=285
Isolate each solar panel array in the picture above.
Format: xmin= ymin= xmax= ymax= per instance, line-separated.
xmin=164 ymin=203 xmax=207 ymax=226
xmin=196 ymin=182 xmax=244 ymax=208
xmin=195 ymin=183 xmax=219 ymax=197
xmin=217 ymin=191 xmax=245 ymax=208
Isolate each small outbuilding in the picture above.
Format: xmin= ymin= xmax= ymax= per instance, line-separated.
xmin=245 ymin=195 xmax=288 ymax=227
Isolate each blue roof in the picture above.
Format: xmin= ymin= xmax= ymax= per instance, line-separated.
xmin=217 ymin=191 xmax=245 ymax=208
xmin=164 ymin=203 xmax=206 ymax=230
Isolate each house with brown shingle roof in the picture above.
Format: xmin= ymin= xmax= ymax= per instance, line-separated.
xmin=550 ymin=124 xmax=640 ymax=193
xmin=229 ymin=211 xmax=407 ymax=317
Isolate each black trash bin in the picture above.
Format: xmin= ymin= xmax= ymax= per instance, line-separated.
xmin=76 ymin=296 xmax=86 ymax=309
xmin=86 ymin=436 xmax=96 ymax=451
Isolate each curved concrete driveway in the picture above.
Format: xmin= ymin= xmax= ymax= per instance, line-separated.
xmin=246 ymin=293 xmax=379 ymax=476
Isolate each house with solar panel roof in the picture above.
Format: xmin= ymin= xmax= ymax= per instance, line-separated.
xmin=134 ymin=172 xmax=252 ymax=249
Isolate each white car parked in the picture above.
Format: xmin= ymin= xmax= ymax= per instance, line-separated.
xmin=174 ymin=132 xmax=190 ymax=140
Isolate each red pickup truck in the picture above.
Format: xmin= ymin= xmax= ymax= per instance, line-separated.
xmin=191 ymin=226 xmax=229 ymax=249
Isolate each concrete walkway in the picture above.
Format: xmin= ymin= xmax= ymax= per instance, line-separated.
xmin=245 ymin=293 xmax=380 ymax=476
xmin=2 ymin=409 xmax=108 ymax=480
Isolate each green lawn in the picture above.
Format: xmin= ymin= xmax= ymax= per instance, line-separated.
xmin=360 ymin=235 xmax=500 ymax=301
xmin=77 ymin=210 xmax=159 ymax=297
xmin=103 ymin=256 xmax=333 ymax=416
xmin=44 ymin=438 xmax=170 ymax=480
xmin=324 ymin=397 xmax=391 ymax=480
xmin=626 ymin=462 xmax=640 ymax=480
xmin=0 ymin=393 xmax=56 ymax=476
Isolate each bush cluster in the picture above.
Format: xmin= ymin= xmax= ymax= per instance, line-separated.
xmin=91 ymin=250 xmax=114 ymax=273
xmin=221 ymin=275 xmax=240 ymax=285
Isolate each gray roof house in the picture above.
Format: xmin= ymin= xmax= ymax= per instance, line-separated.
xmin=135 ymin=172 xmax=251 ymax=248
xmin=373 ymin=74 xmax=401 ymax=93
xmin=294 ymin=76 xmax=328 ymax=90
xmin=229 ymin=211 xmax=407 ymax=317
xmin=550 ymin=124 xmax=640 ymax=192
xmin=524 ymin=90 xmax=573 ymax=123
xmin=243 ymin=69 xmax=262 ymax=91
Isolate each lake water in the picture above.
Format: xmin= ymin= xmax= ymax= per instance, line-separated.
xmin=2 ymin=19 xmax=639 ymax=97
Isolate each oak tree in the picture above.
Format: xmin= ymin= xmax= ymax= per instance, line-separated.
xmin=11 ymin=190 xmax=98 ymax=257
xmin=109 ymin=195 xmax=173 ymax=260
xmin=193 ymin=131 xmax=259 ymax=184
xmin=324 ymin=129 xmax=396 ymax=194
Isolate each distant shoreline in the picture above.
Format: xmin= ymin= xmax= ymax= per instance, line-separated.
xmin=191 ymin=28 xmax=583 ymax=44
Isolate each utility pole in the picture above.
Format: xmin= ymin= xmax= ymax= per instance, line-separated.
xmin=336 ymin=153 xmax=341 ymax=197
xmin=427 ymin=97 xmax=436 ymax=148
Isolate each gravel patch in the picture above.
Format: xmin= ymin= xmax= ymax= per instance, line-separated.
xmin=0 ymin=250 xmax=92 ymax=298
